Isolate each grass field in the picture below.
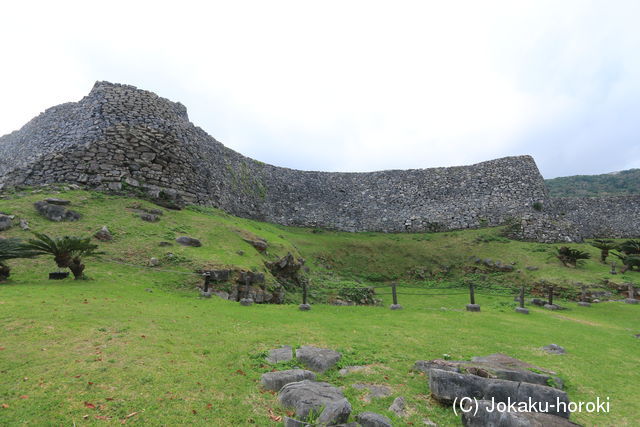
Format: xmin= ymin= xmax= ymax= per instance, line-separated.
xmin=1 ymin=189 xmax=639 ymax=425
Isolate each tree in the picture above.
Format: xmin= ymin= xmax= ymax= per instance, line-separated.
xmin=617 ymin=239 xmax=640 ymax=255
xmin=590 ymin=239 xmax=617 ymax=263
xmin=556 ymin=246 xmax=590 ymax=267
xmin=0 ymin=238 xmax=41 ymax=281
xmin=27 ymin=233 xmax=102 ymax=280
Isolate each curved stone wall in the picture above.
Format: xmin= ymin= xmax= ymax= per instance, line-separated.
xmin=0 ymin=81 xmax=554 ymax=233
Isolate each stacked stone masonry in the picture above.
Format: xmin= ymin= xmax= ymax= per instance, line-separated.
xmin=0 ymin=81 xmax=637 ymax=240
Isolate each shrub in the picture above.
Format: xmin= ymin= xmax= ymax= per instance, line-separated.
xmin=0 ymin=238 xmax=41 ymax=281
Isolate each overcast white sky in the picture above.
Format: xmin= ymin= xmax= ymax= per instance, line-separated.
xmin=1 ymin=0 xmax=639 ymax=178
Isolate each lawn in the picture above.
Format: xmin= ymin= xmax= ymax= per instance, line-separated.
xmin=0 ymin=189 xmax=639 ymax=425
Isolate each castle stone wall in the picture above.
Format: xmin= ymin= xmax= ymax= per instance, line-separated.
xmin=2 ymin=81 xmax=632 ymax=238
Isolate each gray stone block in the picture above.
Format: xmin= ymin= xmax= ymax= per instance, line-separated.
xmin=278 ymin=380 xmax=351 ymax=424
xmin=296 ymin=345 xmax=341 ymax=373
xmin=356 ymin=411 xmax=392 ymax=427
xmin=260 ymin=369 xmax=315 ymax=391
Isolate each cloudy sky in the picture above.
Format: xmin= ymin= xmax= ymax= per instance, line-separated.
xmin=1 ymin=0 xmax=639 ymax=178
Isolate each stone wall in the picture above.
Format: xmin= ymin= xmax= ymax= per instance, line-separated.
xmin=0 ymin=81 xmax=628 ymax=238
xmin=550 ymin=196 xmax=640 ymax=239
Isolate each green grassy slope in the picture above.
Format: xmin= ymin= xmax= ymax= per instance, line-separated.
xmin=1 ymin=189 xmax=639 ymax=425
xmin=546 ymin=168 xmax=640 ymax=197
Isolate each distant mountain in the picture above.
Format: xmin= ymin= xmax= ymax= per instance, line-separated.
xmin=546 ymin=169 xmax=640 ymax=197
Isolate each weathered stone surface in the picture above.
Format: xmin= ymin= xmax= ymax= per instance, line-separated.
xmin=461 ymin=399 xmax=581 ymax=426
xmin=515 ymin=307 xmax=530 ymax=314
xmin=148 ymin=257 xmax=160 ymax=267
xmin=34 ymin=201 xmax=81 ymax=222
xmin=0 ymin=214 xmax=11 ymax=231
xmin=339 ymin=365 xmax=370 ymax=376
xmin=94 ymin=225 xmax=112 ymax=241
xmin=296 ymin=346 xmax=341 ymax=373
xmin=139 ymin=213 xmax=160 ymax=222
xmin=239 ymin=298 xmax=254 ymax=306
xmin=19 ymin=218 xmax=29 ymax=230
xmin=298 ymin=303 xmax=311 ymax=311
xmin=175 ymin=236 xmax=201 ymax=247
xmin=542 ymin=344 xmax=566 ymax=355
xmin=577 ymin=301 xmax=591 ymax=307
xmin=390 ymin=304 xmax=403 ymax=310
xmin=356 ymin=411 xmax=392 ymax=427
xmin=466 ymin=304 xmax=481 ymax=312
xmin=260 ymin=369 xmax=316 ymax=391
xmin=428 ymin=369 xmax=570 ymax=418
xmin=389 ymin=396 xmax=406 ymax=417
xmin=266 ymin=345 xmax=293 ymax=364
xmin=278 ymin=380 xmax=351 ymax=424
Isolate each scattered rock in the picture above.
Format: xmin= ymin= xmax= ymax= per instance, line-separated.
xmin=149 ymin=257 xmax=160 ymax=267
xmin=389 ymin=396 xmax=406 ymax=417
xmin=34 ymin=200 xmax=81 ymax=222
xmin=158 ymin=241 xmax=173 ymax=247
xmin=544 ymin=303 xmax=564 ymax=310
xmin=260 ymin=369 xmax=316 ymax=391
xmin=176 ymin=236 xmax=202 ymax=247
xmin=530 ymin=298 xmax=546 ymax=306
xmin=625 ymin=298 xmax=639 ymax=304
xmin=212 ymin=290 xmax=229 ymax=300
xmin=0 ymin=215 xmax=11 ymax=231
xmin=237 ymin=250 xmax=244 ymax=256
xmin=145 ymin=288 xmax=153 ymax=293
xmin=428 ymin=369 xmax=570 ymax=418
xmin=466 ymin=304 xmax=481 ymax=312
xmin=266 ymin=345 xmax=293 ymax=364
xmin=356 ymin=412 xmax=392 ymax=427
xmin=352 ymin=383 xmax=392 ymax=401
xmin=542 ymin=344 xmax=566 ymax=355
xmin=94 ymin=226 xmax=112 ymax=241
xmin=44 ymin=198 xmax=70 ymax=205
xmin=515 ymin=307 xmax=529 ymax=314
xmin=461 ymin=399 xmax=580 ymax=426
xmin=19 ymin=219 xmax=29 ymax=231
xmin=296 ymin=345 xmax=341 ymax=373
xmin=279 ymin=380 xmax=351 ymax=425
xmin=422 ymin=418 xmax=437 ymax=426
xmin=139 ymin=213 xmax=160 ymax=222
xmin=298 ymin=303 xmax=311 ymax=311
xmin=525 ymin=266 xmax=539 ymax=271
xmin=390 ymin=304 xmax=403 ymax=310
xmin=240 ymin=298 xmax=254 ymax=306
xmin=265 ymin=252 xmax=305 ymax=284
xmin=243 ymin=238 xmax=268 ymax=252
xmin=577 ymin=301 xmax=591 ymax=307
xmin=634 ymin=334 xmax=640 ymax=339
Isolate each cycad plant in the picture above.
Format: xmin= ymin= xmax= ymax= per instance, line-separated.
xmin=590 ymin=239 xmax=617 ymax=263
xmin=0 ymin=238 xmax=41 ymax=281
xmin=556 ymin=246 xmax=591 ymax=267
xmin=27 ymin=233 xmax=102 ymax=280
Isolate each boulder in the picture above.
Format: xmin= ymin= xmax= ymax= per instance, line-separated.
xmin=461 ymin=399 xmax=581 ymax=426
xmin=243 ymin=238 xmax=268 ymax=252
xmin=175 ymin=236 xmax=202 ymax=247
xmin=34 ymin=201 xmax=81 ymax=222
xmin=279 ymin=380 xmax=351 ymax=424
xmin=298 ymin=303 xmax=312 ymax=311
xmin=389 ymin=396 xmax=406 ymax=417
xmin=266 ymin=345 xmax=293 ymax=364
xmin=542 ymin=344 xmax=566 ymax=355
xmin=428 ymin=369 xmax=570 ymax=418
xmin=0 ymin=214 xmax=11 ymax=231
xmin=261 ymin=369 xmax=316 ymax=391
xmin=94 ymin=226 xmax=112 ymax=241
xmin=296 ymin=345 xmax=341 ymax=373
xmin=356 ymin=412 xmax=393 ymax=427
xmin=19 ymin=219 xmax=29 ymax=231
xmin=240 ymin=298 xmax=254 ymax=306
xmin=140 ymin=213 xmax=160 ymax=222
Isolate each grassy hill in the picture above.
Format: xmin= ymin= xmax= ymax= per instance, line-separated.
xmin=1 ymin=187 xmax=639 ymax=425
xmin=546 ymin=169 xmax=640 ymax=197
